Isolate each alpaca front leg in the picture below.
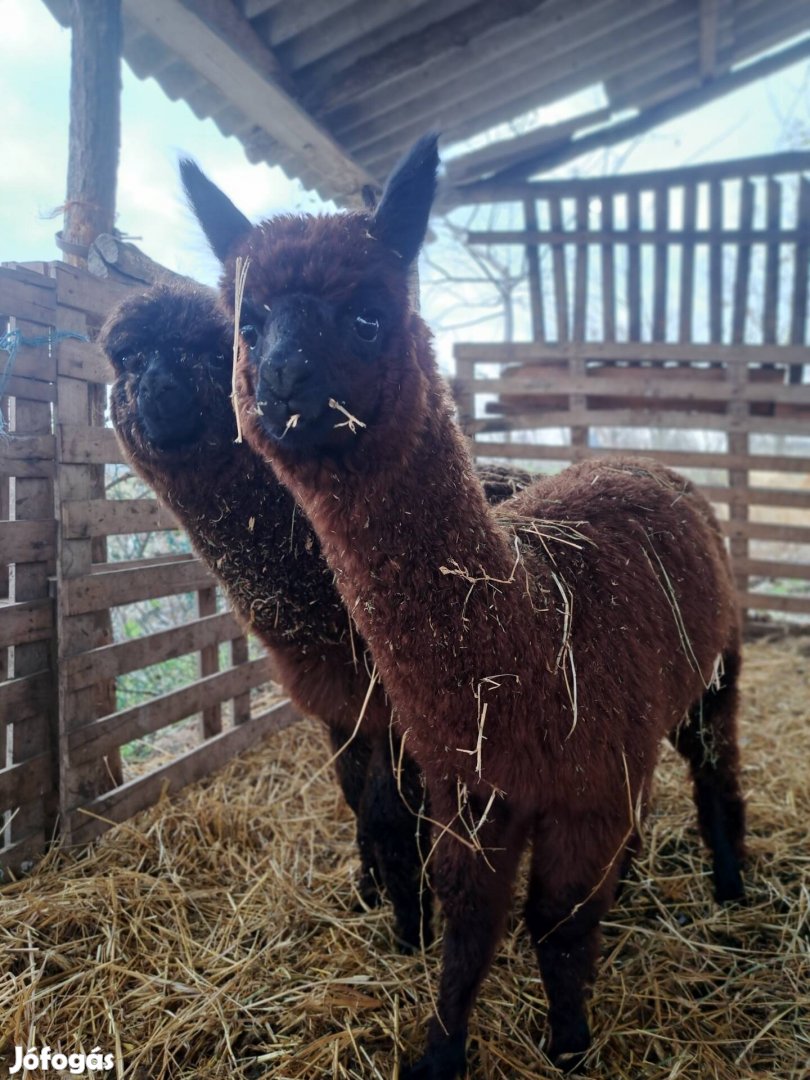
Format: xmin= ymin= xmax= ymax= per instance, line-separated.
xmin=401 ymin=798 xmax=527 ymax=1080
xmin=524 ymin=815 xmax=627 ymax=1074
xmin=360 ymin=738 xmax=433 ymax=952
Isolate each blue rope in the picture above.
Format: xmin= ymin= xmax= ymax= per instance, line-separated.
xmin=0 ymin=328 xmax=89 ymax=434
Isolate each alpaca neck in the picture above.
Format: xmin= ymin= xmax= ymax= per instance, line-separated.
xmin=276 ymin=354 xmax=556 ymax=787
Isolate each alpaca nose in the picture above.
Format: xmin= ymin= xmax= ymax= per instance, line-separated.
xmin=140 ymin=369 xmax=185 ymax=418
xmin=258 ymin=353 xmax=311 ymax=402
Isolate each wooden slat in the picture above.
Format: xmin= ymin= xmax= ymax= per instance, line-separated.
xmin=0 ymin=266 xmax=56 ymax=325
xmin=470 ymin=375 xmax=810 ymax=406
xmin=2 ymin=374 xmax=57 ymax=404
xmin=700 ymin=486 xmax=810 ymax=510
xmin=601 ymin=192 xmax=616 ymax=341
xmin=627 ymin=189 xmax=641 ymax=342
xmin=458 ymin=151 xmax=810 ymax=203
xmin=572 ymin=193 xmax=588 ymax=342
xmin=63 ymin=557 xmax=215 ymax=616
xmin=523 ymin=198 xmax=544 ymax=342
xmin=732 ymin=179 xmax=756 ymax=344
xmin=454 ymin=341 xmax=809 ymax=366
xmin=467 ymin=441 xmax=810 ymax=474
xmin=737 ymin=558 xmax=810 ymax=581
xmin=0 ymin=520 xmax=55 ymax=564
xmin=469 ymin=409 xmax=810 ymax=436
xmin=726 ymin=521 xmax=810 ymax=544
xmin=0 ymin=435 xmax=56 ymax=479
xmin=709 ymin=179 xmax=724 ymax=344
xmin=69 ymin=699 xmax=300 ymax=845
xmin=789 ymin=177 xmax=809 ymax=348
xmin=0 ymin=599 xmax=53 ymax=649
xmin=60 ymin=424 xmax=125 ymax=465
xmin=63 ymin=497 xmax=180 ymax=538
xmin=740 ymin=592 xmax=810 ymax=614
xmin=0 ymin=754 xmax=52 ymax=811
xmin=679 ymin=182 xmax=697 ymax=344
xmin=57 ymin=334 xmax=113 ymax=384
xmin=548 ymin=196 xmax=569 ymax=343
xmin=230 ymin=635 xmax=251 ymax=725
xmin=653 ymin=185 xmax=668 ymax=341
xmin=468 ymin=441 xmax=810 ymax=473
xmin=68 ymin=656 xmax=273 ymax=764
xmin=62 ymin=609 xmax=243 ymax=690
xmin=0 ymin=670 xmax=52 ymax=723
xmin=198 ymin=587 xmax=222 ymax=739
xmin=467 ymin=226 xmax=805 ymax=245
xmin=763 ymin=178 xmax=782 ymax=345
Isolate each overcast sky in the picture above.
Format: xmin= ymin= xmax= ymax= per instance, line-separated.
xmin=1 ymin=0 xmax=808 ymax=293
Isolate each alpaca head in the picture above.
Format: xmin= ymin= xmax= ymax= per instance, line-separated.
xmin=101 ymin=284 xmax=235 ymax=461
xmin=181 ymin=135 xmax=439 ymax=457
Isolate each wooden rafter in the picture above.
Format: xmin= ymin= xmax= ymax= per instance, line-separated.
xmin=122 ymin=0 xmax=375 ymax=199
xmin=699 ymin=0 xmax=720 ymax=81
xmin=448 ymin=35 xmax=810 ymax=202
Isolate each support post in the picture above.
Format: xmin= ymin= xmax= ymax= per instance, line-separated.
xmin=62 ymin=0 xmax=122 ymax=266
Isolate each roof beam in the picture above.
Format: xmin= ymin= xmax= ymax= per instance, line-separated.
xmin=699 ymin=0 xmax=720 ymax=80
xmin=450 ymin=35 xmax=810 ymax=202
xmin=123 ymin=0 xmax=375 ymax=199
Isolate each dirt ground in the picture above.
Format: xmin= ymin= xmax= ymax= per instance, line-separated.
xmin=0 ymin=636 xmax=807 ymax=1079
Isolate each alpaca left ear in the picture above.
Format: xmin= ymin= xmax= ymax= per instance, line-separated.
xmin=180 ymin=158 xmax=253 ymax=263
xmin=371 ymin=133 xmax=439 ymax=265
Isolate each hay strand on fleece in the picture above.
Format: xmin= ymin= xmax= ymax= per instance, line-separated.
xmin=1 ymin=638 xmax=808 ymax=1078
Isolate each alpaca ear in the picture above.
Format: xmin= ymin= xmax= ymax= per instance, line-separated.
xmin=179 ymin=158 xmax=253 ymax=263
xmin=371 ymin=133 xmax=439 ymax=265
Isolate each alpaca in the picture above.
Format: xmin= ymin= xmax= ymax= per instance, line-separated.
xmin=99 ymin=282 xmax=529 ymax=953
xmin=182 ymin=137 xmax=745 ymax=1077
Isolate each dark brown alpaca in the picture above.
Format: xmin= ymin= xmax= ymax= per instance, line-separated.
xmin=183 ymin=137 xmax=745 ymax=1078
xmin=99 ymin=282 xmax=528 ymax=953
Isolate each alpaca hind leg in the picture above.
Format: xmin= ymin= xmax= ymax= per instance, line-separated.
xmin=524 ymin=815 xmax=628 ymax=1074
xmin=329 ymin=728 xmax=381 ymax=908
xmin=669 ymin=647 xmax=745 ymax=903
xmin=361 ymin=737 xmax=433 ymax=951
xmin=401 ymin=795 xmax=528 ymax=1080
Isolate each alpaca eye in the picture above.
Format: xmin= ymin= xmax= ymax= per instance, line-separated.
xmin=241 ymin=324 xmax=258 ymax=349
xmin=354 ymin=313 xmax=380 ymax=342
xmin=122 ymin=353 xmax=141 ymax=374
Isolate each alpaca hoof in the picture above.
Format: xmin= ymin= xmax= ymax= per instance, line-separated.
xmin=400 ymin=1035 xmax=467 ymax=1079
xmin=395 ymin=920 xmax=434 ymax=955
xmin=713 ymin=863 xmax=745 ymax=905
xmin=549 ymin=1014 xmax=591 ymax=1074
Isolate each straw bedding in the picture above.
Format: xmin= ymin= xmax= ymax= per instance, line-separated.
xmin=1 ymin=637 xmax=807 ymax=1079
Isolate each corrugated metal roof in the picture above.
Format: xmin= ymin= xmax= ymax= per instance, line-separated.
xmin=42 ymin=0 xmax=810 ymax=204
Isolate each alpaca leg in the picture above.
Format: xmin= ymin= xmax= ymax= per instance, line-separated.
xmin=329 ymin=728 xmax=381 ymax=908
xmin=401 ymin=795 xmax=528 ymax=1080
xmin=524 ymin=815 xmax=627 ymax=1074
xmin=360 ymin=737 xmax=433 ymax=951
xmin=669 ymin=646 xmax=745 ymax=902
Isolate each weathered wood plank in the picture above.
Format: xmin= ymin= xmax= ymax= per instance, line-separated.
xmin=469 ymin=408 xmax=810 ymax=436
xmin=467 ymin=441 xmax=810 ymax=474
xmin=469 ymin=375 xmax=810 ymax=405
xmin=0 ymin=599 xmax=53 ymax=650
xmin=454 ymin=341 xmax=809 ymax=365
xmin=0 ymin=754 xmax=53 ymax=812
xmin=601 ymin=192 xmax=616 ymax=341
xmin=790 ymin=177 xmax=809 ymax=349
xmin=58 ymin=335 xmax=113 ymax=384
xmin=63 ymin=497 xmax=180 ymax=538
xmin=68 ymin=656 xmax=273 ymax=764
xmin=709 ymin=179 xmax=724 ymax=344
xmin=0 ymin=267 xmax=56 ymax=326
xmin=548 ymin=196 xmax=569 ymax=344
xmin=197 ymin=587 xmax=222 ymax=739
xmin=523 ymin=198 xmax=544 ymax=343
xmin=0 ymin=520 xmax=55 ymax=564
xmin=69 ymin=699 xmax=300 ymax=845
xmin=762 ymin=178 xmax=782 ymax=345
xmin=740 ymin=592 xmax=810 ymax=614
xmin=731 ymin=179 xmax=755 ymax=344
xmin=60 ymin=424 xmax=124 ymax=465
xmin=62 ymin=609 xmax=243 ymax=690
xmin=63 ymin=557 xmax=215 ymax=616
xmin=0 ymin=436 xmax=56 ymax=480
xmin=653 ymin=185 xmax=668 ymax=341
xmin=678 ymin=182 xmax=697 ymax=344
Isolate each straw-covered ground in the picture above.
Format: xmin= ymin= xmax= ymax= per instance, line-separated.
xmin=1 ymin=636 xmax=808 ymax=1079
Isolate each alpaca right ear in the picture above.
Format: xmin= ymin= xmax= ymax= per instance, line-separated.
xmin=371 ymin=133 xmax=439 ymax=265
xmin=180 ymin=158 xmax=253 ymax=263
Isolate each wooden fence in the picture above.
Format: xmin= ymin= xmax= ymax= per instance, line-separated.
xmin=0 ymin=261 xmax=297 ymax=876
xmin=454 ymin=152 xmax=810 ymax=620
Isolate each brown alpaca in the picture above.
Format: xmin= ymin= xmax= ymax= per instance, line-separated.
xmin=182 ymin=137 xmax=746 ymax=1078
xmin=99 ymin=281 xmax=529 ymax=953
